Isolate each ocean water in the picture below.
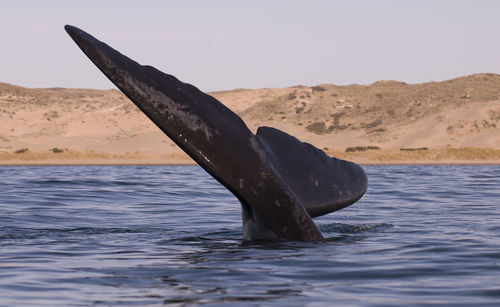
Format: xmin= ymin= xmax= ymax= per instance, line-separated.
xmin=0 ymin=165 xmax=499 ymax=306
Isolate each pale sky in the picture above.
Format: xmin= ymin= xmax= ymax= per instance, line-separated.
xmin=1 ymin=0 xmax=499 ymax=91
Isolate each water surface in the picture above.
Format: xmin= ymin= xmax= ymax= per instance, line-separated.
xmin=0 ymin=165 xmax=499 ymax=306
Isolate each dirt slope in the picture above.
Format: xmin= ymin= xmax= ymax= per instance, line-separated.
xmin=1 ymin=73 xmax=499 ymax=164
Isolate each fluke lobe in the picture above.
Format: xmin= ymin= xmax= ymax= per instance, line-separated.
xmin=65 ymin=25 xmax=368 ymax=241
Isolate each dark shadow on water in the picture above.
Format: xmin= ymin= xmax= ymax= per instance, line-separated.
xmin=154 ymin=222 xmax=393 ymax=253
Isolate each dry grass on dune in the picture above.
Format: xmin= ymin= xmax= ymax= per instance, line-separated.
xmin=328 ymin=146 xmax=500 ymax=163
xmin=1 ymin=146 xmax=500 ymax=165
xmin=0 ymin=149 xmax=145 ymax=161
xmin=0 ymin=149 xmax=192 ymax=165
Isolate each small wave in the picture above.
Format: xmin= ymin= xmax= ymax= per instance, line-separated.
xmin=158 ymin=228 xmax=242 ymax=246
xmin=319 ymin=222 xmax=392 ymax=234
xmin=0 ymin=226 xmax=160 ymax=241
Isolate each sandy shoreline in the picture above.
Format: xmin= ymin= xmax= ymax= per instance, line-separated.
xmin=1 ymin=148 xmax=499 ymax=166
xmin=2 ymin=161 xmax=499 ymax=166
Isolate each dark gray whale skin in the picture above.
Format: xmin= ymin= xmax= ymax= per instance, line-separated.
xmin=65 ymin=25 xmax=367 ymax=241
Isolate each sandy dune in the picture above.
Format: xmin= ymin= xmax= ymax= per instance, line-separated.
xmin=1 ymin=74 xmax=499 ymax=164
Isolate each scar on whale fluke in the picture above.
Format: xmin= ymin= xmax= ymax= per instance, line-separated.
xmin=65 ymin=25 xmax=368 ymax=241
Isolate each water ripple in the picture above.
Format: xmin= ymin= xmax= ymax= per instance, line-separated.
xmin=0 ymin=165 xmax=499 ymax=306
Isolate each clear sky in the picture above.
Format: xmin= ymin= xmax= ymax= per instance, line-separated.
xmin=1 ymin=0 xmax=499 ymax=91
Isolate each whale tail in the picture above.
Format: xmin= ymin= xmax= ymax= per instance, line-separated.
xmin=65 ymin=25 xmax=367 ymax=241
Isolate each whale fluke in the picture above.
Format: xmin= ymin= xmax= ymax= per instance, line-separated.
xmin=65 ymin=25 xmax=367 ymax=241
